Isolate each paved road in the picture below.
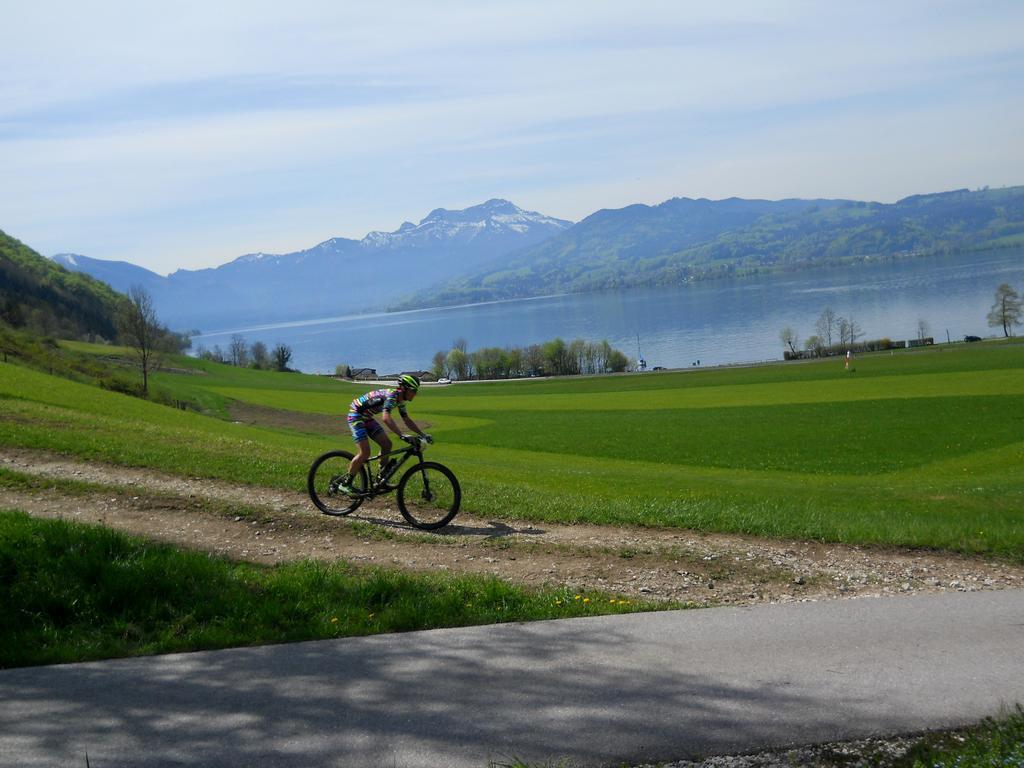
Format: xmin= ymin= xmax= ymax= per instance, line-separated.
xmin=2 ymin=590 xmax=1023 ymax=768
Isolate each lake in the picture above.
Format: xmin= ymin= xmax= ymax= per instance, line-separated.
xmin=193 ymin=247 xmax=1024 ymax=374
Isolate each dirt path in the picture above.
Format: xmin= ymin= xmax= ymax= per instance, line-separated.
xmin=2 ymin=447 xmax=1021 ymax=606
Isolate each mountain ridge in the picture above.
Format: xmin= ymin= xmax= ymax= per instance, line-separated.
xmin=45 ymin=186 xmax=1024 ymax=329
xmin=393 ymin=186 xmax=1024 ymax=310
xmin=52 ymin=200 xmax=572 ymax=330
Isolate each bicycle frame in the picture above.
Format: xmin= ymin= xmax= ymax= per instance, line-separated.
xmin=359 ymin=438 xmax=429 ymax=497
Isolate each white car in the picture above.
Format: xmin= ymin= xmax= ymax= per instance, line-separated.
xmin=437 ymin=377 xmax=452 ymax=384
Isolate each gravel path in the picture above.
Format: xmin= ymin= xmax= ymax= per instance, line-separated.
xmin=3 ymin=448 xmax=1022 ymax=609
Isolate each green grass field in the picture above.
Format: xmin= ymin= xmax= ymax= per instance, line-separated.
xmin=2 ymin=340 xmax=1023 ymax=558
xmin=0 ymin=511 xmax=653 ymax=668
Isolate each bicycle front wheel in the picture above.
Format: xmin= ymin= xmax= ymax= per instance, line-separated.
xmin=307 ymin=450 xmax=369 ymax=516
xmin=397 ymin=461 xmax=461 ymax=530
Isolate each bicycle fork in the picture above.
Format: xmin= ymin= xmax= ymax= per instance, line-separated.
xmin=416 ymin=465 xmax=435 ymax=501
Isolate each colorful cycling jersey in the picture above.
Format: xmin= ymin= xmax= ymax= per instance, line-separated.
xmin=349 ymin=388 xmax=407 ymax=418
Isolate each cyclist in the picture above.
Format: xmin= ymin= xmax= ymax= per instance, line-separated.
xmin=337 ymin=374 xmax=430 ymax=495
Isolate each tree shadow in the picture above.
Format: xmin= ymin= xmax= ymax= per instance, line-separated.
xmin=0 ymin=614 xmax=907 ymax=768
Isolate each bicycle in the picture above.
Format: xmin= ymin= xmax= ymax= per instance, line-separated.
xmin=307 ymin=435 xmax=461 ymax=530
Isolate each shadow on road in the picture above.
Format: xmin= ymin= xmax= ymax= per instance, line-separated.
xmin=1 ymin=617 xmax=887 ymax=767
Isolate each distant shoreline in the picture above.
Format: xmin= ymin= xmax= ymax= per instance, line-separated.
xmin=386 ymin=241 xmax=1024 ymax=315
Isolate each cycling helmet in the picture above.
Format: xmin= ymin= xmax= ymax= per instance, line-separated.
xmin=398 ymin=374 xmax=421 ymax=392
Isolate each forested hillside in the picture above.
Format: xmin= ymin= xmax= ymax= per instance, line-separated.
xmin=0 ymin=229 xmax=125 ymax=340
xmin=395 ymin=186 xmax=1024 ymax=309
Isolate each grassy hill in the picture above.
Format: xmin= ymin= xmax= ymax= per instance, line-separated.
xmin=396 ymin=186 xmax=1024 ymax=308
xmin=0 ymin=228 xmax=126 ymax=341
xmin=2 ymin=338 xmax=1022 ymax=558
xmin=2 ymin=338 xmax=1022 ymax=675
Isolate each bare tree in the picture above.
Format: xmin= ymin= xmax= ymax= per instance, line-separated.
xmin=594 ymin=340 xmax=612 ymax=373
xmin=838 ymin=316 xmax=862 ymax=347
xmin=838 ymin=318 xmax=850 ymax=346
xmin=229 ymin=334 xmax=248 ymax=367
xmin=779 ymin=327 xmax=799 ymax=355
xmin=815 ymin=308 xmax=837 ymax=349
xmin=988 ymin=283 xmax=1022 ymax=337
xmin=117 ymin=285 xmax=168 ymax=394
xmin=272 ymin=343 xmax=292 ymax=372
xmin=916 ymin=318 xmax=930 ymax=341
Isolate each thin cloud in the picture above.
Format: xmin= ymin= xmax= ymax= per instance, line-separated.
xmin=1 ymin=1 xmax=1022 ymax=271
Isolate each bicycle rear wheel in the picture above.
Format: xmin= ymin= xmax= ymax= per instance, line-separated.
xmin=397 ymin=461 xmax=461 ymax=530
xmin=307 ymin=450 xmax=369 ymax=516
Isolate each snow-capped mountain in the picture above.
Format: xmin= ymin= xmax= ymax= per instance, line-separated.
xmin=362 ymin=199 xmax=570 ymax=247
xmin=53 ymin=200 xmax=572 ymax=330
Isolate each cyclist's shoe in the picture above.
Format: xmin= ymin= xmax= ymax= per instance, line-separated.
xmin=423 ymin=434 xmax=434 ymax=444
xmin=333 ymin=475 xmax=358 ymax=497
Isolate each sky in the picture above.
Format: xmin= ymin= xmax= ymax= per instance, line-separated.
xmin=2 ymin=1 xmax=1023 ymax=275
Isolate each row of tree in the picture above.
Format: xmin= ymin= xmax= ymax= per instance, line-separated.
xmin=430 ymin=337 xmax=631 ymax=380
xmin=779 ymin=307 xmax=867 ymax=356
xmin=780 ymin=283 xmax=1023 ymax=357
xmin=194 ymin=333 xmax=293 ymax=371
